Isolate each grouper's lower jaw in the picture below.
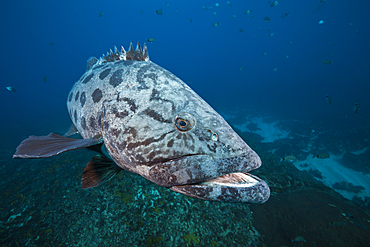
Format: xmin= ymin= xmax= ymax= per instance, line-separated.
xmin=169 ymin=173 xmax=270 ymax=203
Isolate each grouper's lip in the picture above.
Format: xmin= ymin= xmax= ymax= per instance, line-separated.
xmin=170 ymin=172 xmax=270 ymax=203
xmin=154 ymin=153 xmax=270 ymax=203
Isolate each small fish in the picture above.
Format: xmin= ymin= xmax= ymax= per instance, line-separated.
xmin=263 ymin=16 xmax=271 ymax=22
xmin=238 ymin=29 xmax=243 ymax=32
xmin=166 ymin=3 xmax=170 ymax=7
xmin=43 ymin=76 xmax=48 ymax=83
xmin=325 ymin=94 xmax=332 ymax=105
xmin=273 ymin=68 xmax=277 ymax=72
xmin=319 ymin=20 xmax=324 ymax=24
xmin=232 ymin=15 xmax=236 ymax=18
xmin=353 ymin=102 xmax=360 ymax=114
xmin=282 ymin=156 xmax=298 ymax=163
xmin=313 ymin=153 xmax=330 ymax=159
xmin=99 ymin=11 xmax=103 ymax=17
xmin=270 ymin=1 xmax=279 ymax=7
xmin=6 ymin=86 xmax=16 ymax=92
xmin=49 ymin=42 xmax=55 ymax=46
xmin=322 ymin=59 xmax=332 ymax=64
xmin=281 ymin=12 xmax=289 ymax=18
xmin=156 ymin=9 xmax=163 ymax=15
xmin=212 ymin=22 xmax=221 ymax=27
xmin=244 ymin=10 xmax=252 ymax=15
xmin=215 ymin=3 xmax=220 ymax=7
xmin=239 ymin=66 xmax=245 ymax=71
xmin=147 ymin=38 xmax=155 ymax=43
xmin=227 ymin=1 xmax=232 ymax=6
xmin=190 ymin=18 xmax=192 ymax=23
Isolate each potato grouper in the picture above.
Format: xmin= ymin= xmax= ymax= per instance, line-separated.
xmin=13 ymin=42 xmax=270 ymax=203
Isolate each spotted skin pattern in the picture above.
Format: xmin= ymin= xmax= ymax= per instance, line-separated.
xmin=66 ymin=44 xmax=270 ymax=203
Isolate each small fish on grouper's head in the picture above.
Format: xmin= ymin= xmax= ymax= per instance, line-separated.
xmin=13 ymin=42 xmax=270 ymax=203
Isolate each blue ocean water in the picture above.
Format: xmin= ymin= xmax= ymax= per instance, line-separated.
xmin=1 ymin=0 xmax=370 ymax=246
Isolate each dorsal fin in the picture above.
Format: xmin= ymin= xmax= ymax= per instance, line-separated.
xmin=100 ymin=42 xmax=149 ymax=63
xmin=86 ymin=57 xmax=98 ymax=71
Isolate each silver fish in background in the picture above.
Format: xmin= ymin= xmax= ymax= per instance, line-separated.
xmin=13 ymin=42 xmax=270 ymax=203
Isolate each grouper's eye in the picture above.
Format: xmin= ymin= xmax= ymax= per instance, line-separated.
xmin=174 ymin=112 xmax=195 ymax=132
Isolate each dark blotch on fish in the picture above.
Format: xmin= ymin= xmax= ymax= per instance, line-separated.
xmin=80 ymin=92 xmax=86 ymax=107
xmin=99 ymin=69 xmax=111 ymax=80
xmin=75 ymin=91 xmax=80 ymax=101
xmin=82 ymin=73 xmax=94 ymax=84
xmin=74 ymin=110 xmax=78 ymax=123
xmin=167 ymin=139 xmax=174 ymax=147
xmin=92 ymin=88 xmax=103 ymax=103
xmin=109 ymin=69 xmax=123 ymax=87
xmin=81 ymin=117 xmax=87 ymax=130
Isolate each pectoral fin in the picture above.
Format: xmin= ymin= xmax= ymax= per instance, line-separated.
xmin=13 ymin=133 xmax=102 ymax=158
xmin=170 ymin=173 xmax=270 ymax=203
xmin=81 ymin=155 xmax=122 ymax=189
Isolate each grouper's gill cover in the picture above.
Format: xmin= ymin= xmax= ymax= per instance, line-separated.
xmin=15 ymin=42 xmax=270 ymax=203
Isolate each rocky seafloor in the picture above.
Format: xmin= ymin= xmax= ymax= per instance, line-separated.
xmin=1 ymin=127 xmax=369 ymax=247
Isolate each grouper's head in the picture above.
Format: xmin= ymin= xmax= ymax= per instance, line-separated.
xmin=101 ymin=61 xmax=270 ymax=203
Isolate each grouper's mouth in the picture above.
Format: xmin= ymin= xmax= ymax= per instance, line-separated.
xmin=147 ymin=153 xmax=270 ymax=203
xmin=170 ymin=172 xmax=270 ymax=203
